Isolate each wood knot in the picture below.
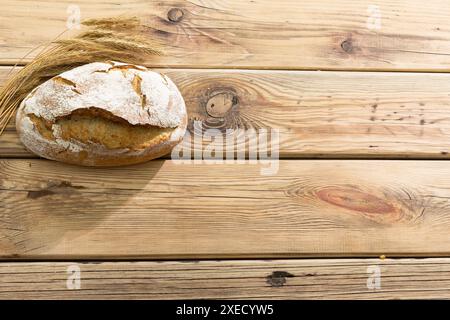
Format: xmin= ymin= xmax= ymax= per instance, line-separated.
xmin=317 ymin=187 xmax=394 ymax=215
xmin=167 ymin=8 xmax=184 ymax=23
xmin=266 ymin=271 xmax=294 ymax=287
xmin=206 ymin=91 xmax=238 ymax=118
xmin=286 ymin=182 xmax=422 ymax=225
xmin=27 ymin=180 xmax=85 ymax=199
xmin=341 ymin=39 xmax=353 ymax=53
xmin=187 ymin=86 xmax=241 ymax=134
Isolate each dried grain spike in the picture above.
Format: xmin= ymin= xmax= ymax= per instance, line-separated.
xmin=0 ymin=16 xmax=163 ymax=136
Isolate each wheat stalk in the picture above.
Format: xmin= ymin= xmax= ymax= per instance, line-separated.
xmin=0 ymin=16 xmax=163 ymax=136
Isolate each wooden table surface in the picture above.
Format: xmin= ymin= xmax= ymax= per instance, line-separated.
xmin=1 ymin=0 xmax=450 ymax=299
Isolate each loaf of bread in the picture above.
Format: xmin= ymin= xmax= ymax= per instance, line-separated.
xmin=16 ymin=61 xmax=187 ymax=166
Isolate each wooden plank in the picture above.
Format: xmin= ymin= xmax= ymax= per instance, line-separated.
xmin=3 ymin=67 xmax=450 ymax=159
xmin=2 ymin=0 xmax=450 ymax=70
xmin=0 ymin=258 xmax=449 ymax=299
xmin=0 ymin=131 xmax=30 ymax=158
xmin=1 ymin=159 xmax=450 ymax=259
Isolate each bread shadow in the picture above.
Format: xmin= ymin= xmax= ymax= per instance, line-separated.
xmin=5 ymin=159 xmax=165 ymax=259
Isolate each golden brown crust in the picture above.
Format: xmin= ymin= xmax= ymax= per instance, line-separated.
xmin=54 ymin=108 xmax=174 ymax=150
xmin=16 ymin=110 xmax=187 ymax=166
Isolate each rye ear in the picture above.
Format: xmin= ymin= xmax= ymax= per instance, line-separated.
xmin=0 ymin=16 xmax=163 ymax=136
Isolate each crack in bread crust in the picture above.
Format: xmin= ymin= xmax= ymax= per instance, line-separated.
xmin=28 ymin=114 xmax=55 ymax=141
xmin=28 ymin=107 xmax=175 ymax=150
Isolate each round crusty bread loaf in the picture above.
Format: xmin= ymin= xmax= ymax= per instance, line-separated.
xmin=16 ymin=61 xmax=187 ymax=166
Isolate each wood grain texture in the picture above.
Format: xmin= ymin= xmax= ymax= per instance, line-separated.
xmin=2 ymin=0 xmax=450 ymax=70
xmin=0 ymin=258 xmax=449 ymax=299
xmin=1 ymin=159 xmax=450 ymax=259
xmin=3 ymin=67 xmax=450 ymax=159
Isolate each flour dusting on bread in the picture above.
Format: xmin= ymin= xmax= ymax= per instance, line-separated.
xmin=22 ymin=61 xmax=184 ymax=127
